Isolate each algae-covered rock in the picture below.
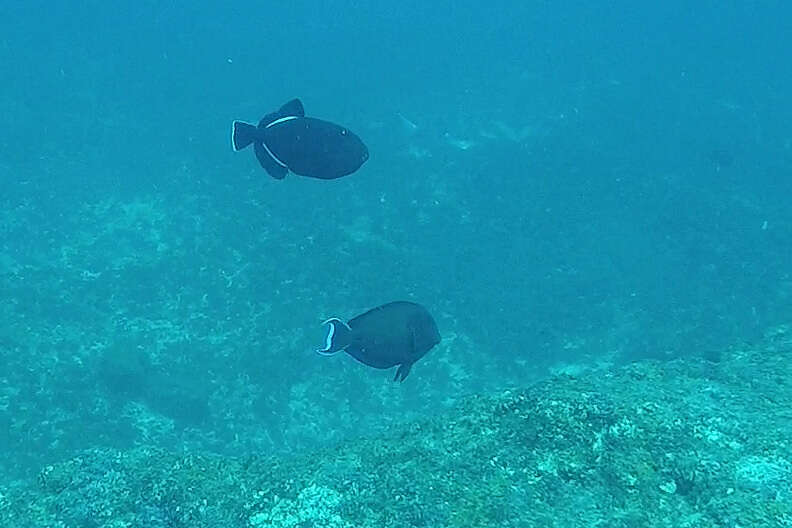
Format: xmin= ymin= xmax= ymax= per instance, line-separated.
xmin=1 ymin=326 xmax=791 ymax=527
xmin=96 ymin=338 xmax=151 ymax=400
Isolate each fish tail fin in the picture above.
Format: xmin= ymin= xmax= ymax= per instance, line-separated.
xmin=316 ymin=318 xmax=352 ymax=355
xmin=231 ymin=120 xmax=259 ymax=151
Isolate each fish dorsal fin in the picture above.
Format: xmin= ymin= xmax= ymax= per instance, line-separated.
xmin=279 ymin=98 xmax=305 ymax=118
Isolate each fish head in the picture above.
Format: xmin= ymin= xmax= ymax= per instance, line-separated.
xmin=410 ymin=317 xmax=441 ymax=356
xmin=343 ymin=129 xmax=369 ymax=170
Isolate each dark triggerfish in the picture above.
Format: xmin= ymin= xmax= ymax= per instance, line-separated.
xmin=232 ymin=98 xmax=369 ymax=180
xmin=317 ymin=301 xmax=441 ymax=382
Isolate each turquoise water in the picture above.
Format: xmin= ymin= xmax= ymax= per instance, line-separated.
xmin=1 ymin=1 xmax=790 ymax=482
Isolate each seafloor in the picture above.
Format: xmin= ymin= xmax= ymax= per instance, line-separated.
xmin=1 ymin=324 xmax=790 ymax=527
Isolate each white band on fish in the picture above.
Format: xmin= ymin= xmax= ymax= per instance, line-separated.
xmin=261 ymin=116 xmax=299 ymax=168
xmin=265 ymin=115 xmax=299 ymax=128
xmin=317 ymin=318 xmax=337 ymax=355
xmin=260 ymin=140 xmax=288 ymax=168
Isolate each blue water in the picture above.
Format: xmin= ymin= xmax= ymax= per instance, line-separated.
xmin=1 ymin=1 xmax=790 ymax=479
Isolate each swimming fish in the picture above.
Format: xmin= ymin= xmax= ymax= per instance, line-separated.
xmin=317 ymin=301 xmax=441 ymax=382
xmin=232 ymin=98 xmax=369 ymax=180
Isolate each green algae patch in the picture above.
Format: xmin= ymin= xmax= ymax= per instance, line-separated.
xmin=2 ymin=326 xmax=792 ymax=527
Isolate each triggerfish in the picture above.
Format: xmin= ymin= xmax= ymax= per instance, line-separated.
xmin=317 ymin=301 xmax=441 ymax=382
xmin=232 ymin=98 xmax=368 ymax=180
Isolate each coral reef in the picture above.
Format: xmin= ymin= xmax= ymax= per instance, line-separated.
xmin=1 ymin=325 xmax=791 ymax=527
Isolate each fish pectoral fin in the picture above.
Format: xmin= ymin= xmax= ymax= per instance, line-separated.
xmin=393 ymin=362 xmax=413 ymax=382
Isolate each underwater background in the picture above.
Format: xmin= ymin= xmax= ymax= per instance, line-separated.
xmin=1 ymin=1 xmax=791 ymax=526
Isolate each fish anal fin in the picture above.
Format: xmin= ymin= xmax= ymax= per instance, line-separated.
xmin=254 ymin=142 xmax=288 ymax=179
xmin=394 ymin=362 xmax=413 ymax=382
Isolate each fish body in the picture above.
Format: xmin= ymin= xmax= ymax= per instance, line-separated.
xmin=232 ymin=98 xmax=368 ymax=180
xmin=317 ymin=301 xmax=440 ymax=382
